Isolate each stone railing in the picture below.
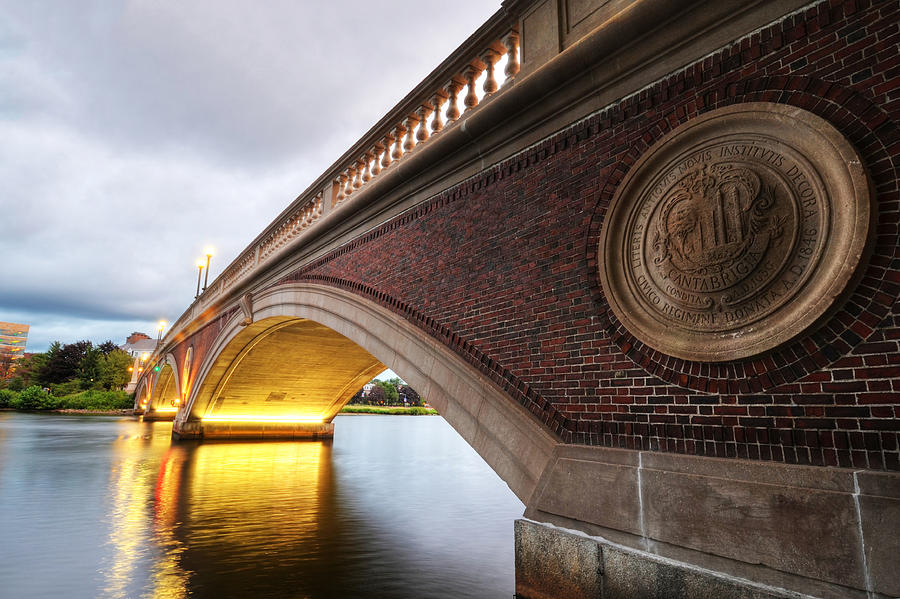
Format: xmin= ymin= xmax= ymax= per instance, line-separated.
xmin=192 ymin=5 xmax=521 ymax=307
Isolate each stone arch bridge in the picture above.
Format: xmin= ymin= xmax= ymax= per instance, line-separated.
xmin=135 ymin=1 xmax=900 ymax=597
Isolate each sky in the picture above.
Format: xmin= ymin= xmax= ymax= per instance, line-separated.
xmin=0 ymin=0 xmax=500 ymax=353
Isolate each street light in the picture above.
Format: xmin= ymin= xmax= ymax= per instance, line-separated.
xmin=202 ymin=246 xmax=214 ymax=292
xmin=157 ymin=320 xmax=167 ymax=344
xmin=194 ymin=258 xmax=205 ymax=299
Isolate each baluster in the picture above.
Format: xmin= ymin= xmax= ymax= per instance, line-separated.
xmin=335 ymin=175 xmax=345 ymax=203
xmin=463 ymin=64 xmax=482 ymax=111
xmin=372 ymin=144 xmax=383 ymax=176
xmin=382 ymin=135 xmax=394 ymax=168
xmin=353 ymin=158 xmax=363 ymax=189
xmin=403 ymin=115 xmax=418 ymax=152
xmin=345 ymin=166 xmax=355 ymax=197
xmin=391 ymin=125 xmax=406 ymax=160
xmin=481 ymin=49 xmax=500 ymax=95
xmin=503 ymin=30 xmax=520 ymax=82
xmin=416 ymin=105 xmax=432 ymax=143
xmin=360 ymin=156 xmax=369 ymax=184
xmin=444 ymin=79 xmax=463 ymax=123
xmin=431 ymin=92 xmax=447 ymax=133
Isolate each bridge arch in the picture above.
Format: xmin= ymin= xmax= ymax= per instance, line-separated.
xmin=133 ymin=376 xmax=151 ymax=413
xmin=144 ymin=353 xmax=182 ymax=420
xmin=174 ymin=283 xmax=557 ymax=502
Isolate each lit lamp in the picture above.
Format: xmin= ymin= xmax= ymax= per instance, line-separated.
xmin=157 ymin=320 xmax=167 ymax=343
xmin=202 ymin=246 xmax=214 ymax=292
xmin=194 ymin=258 xmax=205 ymax=299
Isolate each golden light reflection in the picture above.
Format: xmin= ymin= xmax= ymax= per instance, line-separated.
xmin=150 ymin=446 xmax=190 ymax=598
xmin=102 ymin=422 xmax=189 ymax=599
xmin=186 ymin=440 xmax=328 ymax=564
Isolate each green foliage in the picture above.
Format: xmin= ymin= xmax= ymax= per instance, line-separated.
xmin=78 ymin=346 xmax=102 ymax=389
xmin=53 ymin=390 xmax=133 ymax=410
xmin=14 ymin=385 xmax=58 ymax=410
xmin=399 ymin=385 xmax=422 ymax=406
xmin=0 ymin=389 xmax=16 ymax=408
xmin=376 ymin=380 xmax=400 ymax=404
xmin=51 ymin=380 xmax=82 ymax=397
xmin=7 ymin=376 xmax=25 ymax=392
xmin=340 ymin=405 xmax=438 ymax=415
xmin=15 ymin=353 xmax=45 ymax=387
xmin=40 ymin=340 xmax=93 ymax=385
xmin=97 ymin=350 xmax=134 ymax=390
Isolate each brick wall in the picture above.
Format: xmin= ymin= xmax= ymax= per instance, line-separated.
xmin=276 ymin=0 xmax=898 ymax=470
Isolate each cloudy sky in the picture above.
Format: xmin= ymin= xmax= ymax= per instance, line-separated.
xmin=0 ymin=0 xmax=498 ymax=353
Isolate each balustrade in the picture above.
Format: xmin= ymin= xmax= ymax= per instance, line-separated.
xmin=195 ymin=20 xmax=519 ymax=306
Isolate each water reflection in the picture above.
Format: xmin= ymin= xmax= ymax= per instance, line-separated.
xmin=0 ymin=414 xmax=522 ymax=598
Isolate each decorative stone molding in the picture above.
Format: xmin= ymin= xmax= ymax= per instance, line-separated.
xmin=599 ymin=103 xmax=873 ymax=362
xmin=239 ymin=293 xmax=253 ymax=326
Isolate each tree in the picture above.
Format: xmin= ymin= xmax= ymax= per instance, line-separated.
xmin=376 ymin=380 xmax=399 ymax=405
xmin=348 ymin=388 xmax=366 ymax=405
xmin=98 ymin=340 xmax=118 ymax=354
xmin=40 ymin=340 xmax=92 ymax=384
xmin=79 ymin=346 xmax=102 ymax=389
xmin=399 ymin=385 xmax=422 ymax=406
xmin=97 ymin=350 xmax=134 ymax=390
xmin=11 ymin=352 xmax=44 ymax=387
xmin=0 ymin=353 xmax=14 ymax=380
xmin=368 ymin=384 xmax=387 ymax=405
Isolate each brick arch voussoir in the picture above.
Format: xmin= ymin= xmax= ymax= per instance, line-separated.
xmin=176 ymin=281 xmax=559 ymax=502
xmin=296 ymin=274 xmax=574 ymax=440
xmin=584 ymin=77 xmax=899 ymax=393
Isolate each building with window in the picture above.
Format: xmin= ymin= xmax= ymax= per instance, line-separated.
xmin=0 ymin=322 xmax=29 ymax=380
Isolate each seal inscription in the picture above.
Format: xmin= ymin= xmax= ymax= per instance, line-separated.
xmin=600 ymin=104 xmax=872 ymax=362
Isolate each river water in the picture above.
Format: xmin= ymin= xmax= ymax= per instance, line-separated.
xmin=0 ymin=412 xmax=524 ymax=598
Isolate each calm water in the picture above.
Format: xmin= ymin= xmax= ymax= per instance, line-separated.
xmin=0 ymin=412 xmax=524 ymax=598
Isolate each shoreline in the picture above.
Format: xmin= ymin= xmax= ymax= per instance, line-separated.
xmin=3 ymin=407 xmax=437 ymax=416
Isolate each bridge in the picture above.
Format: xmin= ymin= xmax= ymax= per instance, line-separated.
xmin=134 ymin=0 xmax=900 ymax=597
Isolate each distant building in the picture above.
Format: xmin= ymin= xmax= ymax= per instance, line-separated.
xmin=121 ymin=332 xmax=158 ymax=359
xmin=0 ymin=322 xmax=29 ymax=380
xmin=121 ymin=332 xmax=158 ymax=392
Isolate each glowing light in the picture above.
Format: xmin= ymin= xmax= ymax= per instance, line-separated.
xmin=202 ymin=415 xmax=323 ymax=424
xmin=204 ymin=246 xmax=215 ymax=258
xmin=141 ymin=353 xmax=149 ymax=361
xmin=154 ymin=407 xmax=178 ymax=414
xmin=157 ymin=320 xmax=167 ymax=332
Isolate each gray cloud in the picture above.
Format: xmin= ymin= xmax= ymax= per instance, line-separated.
xmin=0 ymin=0 xmax=498 ymax=351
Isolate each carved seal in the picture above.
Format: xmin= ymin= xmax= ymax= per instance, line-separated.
xmin=599 ymin=103 xmax=872 ymax=362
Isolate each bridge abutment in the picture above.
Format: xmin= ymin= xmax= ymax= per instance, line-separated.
xmin=141 ymin=410 xmax=176 ymax=422
xmin=171 ymin=419 xmax=335 ymax=440
xmin=517 ymin=445 xmax=900 ymax=598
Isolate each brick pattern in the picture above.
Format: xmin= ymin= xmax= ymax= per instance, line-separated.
xmin=270 ymin=0 xmax=899 ymax=470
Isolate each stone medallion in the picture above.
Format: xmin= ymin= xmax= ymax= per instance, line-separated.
xmin=599 ymin=103 xmax=872 ymax=362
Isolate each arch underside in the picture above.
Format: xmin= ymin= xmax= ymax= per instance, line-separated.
xmin=174 ymin=283 xmax=559 ymax=503
xmin=191 ymin=317 xmax=386 ymax=424
xmin=145 ymin=361 xmax=180 ymax=420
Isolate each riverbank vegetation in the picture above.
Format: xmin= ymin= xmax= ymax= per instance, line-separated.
xmin=340 ymin=405 xmax=438 ymax=415
xmin=0 ymin=387 xmax=134 ymax=411
xmin=2 ymin=339 xmax=134 ymax=393
xmin=348 ymin=377 xmax=426 ymax=407
xmin=1 ymin=338 xmax=135 ymax=412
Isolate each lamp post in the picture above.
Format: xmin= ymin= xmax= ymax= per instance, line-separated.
xmin=202 ymin=247 xmax=214 ymax=292
xmin=157 ymin=320 xmax=167 ymax=344
xmin=194 ymin=259 xmax=205 ymax=299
